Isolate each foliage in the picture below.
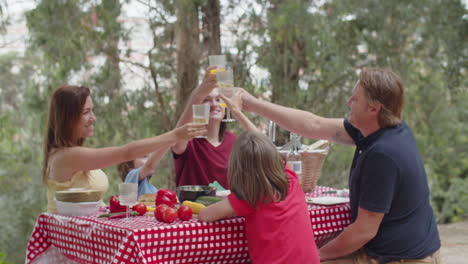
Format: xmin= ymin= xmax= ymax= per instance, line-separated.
xmin=0 ymin=107 xmax=45 ymax=263
xmin=0 ymin=252 xmax=13 ymax=264
xmin=245 ymin=0 xmax=467 ymax=223
xmin=0 ymin=0 xmax=9 ymax=35
xmin=0 ymin=0 xmax=466 ymax=263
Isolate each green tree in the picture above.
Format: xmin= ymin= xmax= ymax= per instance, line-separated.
xmin=0 ymin=0 xmax=466 ymax=263
xmin=244 ymin=0 xmax=467 ymax=213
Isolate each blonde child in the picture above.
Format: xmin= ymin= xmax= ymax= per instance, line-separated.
xmin=198 ymin=131 xmax=320 ymax=263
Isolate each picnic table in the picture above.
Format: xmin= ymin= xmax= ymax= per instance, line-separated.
xmin=25 ymin=186 xmax=351 ymax=264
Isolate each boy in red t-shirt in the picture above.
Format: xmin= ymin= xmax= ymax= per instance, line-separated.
xmin=199 ymin=131 xmax=320 ymax=264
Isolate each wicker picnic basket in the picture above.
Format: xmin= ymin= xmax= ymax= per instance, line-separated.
xmin=300 ymin=140 xmax=330 ymax=193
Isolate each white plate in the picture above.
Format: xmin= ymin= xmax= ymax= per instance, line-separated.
xmin=216 ymin=190 xmax=231 ymax=197
xmin=306 ymin=196 xmax=349 ymax=205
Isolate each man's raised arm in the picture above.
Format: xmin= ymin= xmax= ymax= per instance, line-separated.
xmin=240 ymin=89 xmax=354 ymax=146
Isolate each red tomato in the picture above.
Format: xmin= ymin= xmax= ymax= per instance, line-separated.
xmin=157 ymin=195 xmax=176 ymax=208
xmin=157 ymin=189 xmax=177 ymax=199
xmin=163 ymin=207 xmax=178 ymax=223
xmin=177 ymin=205 xmax=192 ymax=221
xmin=156 ymin=189 xmax=178 ymax=208
xmin=155 ymin=204 xmax=169 ymax=222
xmin=132 ymin=203 xmax=147 ymax=216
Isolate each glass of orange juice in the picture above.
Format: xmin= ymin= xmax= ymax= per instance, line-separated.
xmin=215 ymin=68 xmax=235 ymax=122
xmin=209 ymin=55 xmax=226 ymax=74
xmin=192 ymin=103 xmax=210 ymax=138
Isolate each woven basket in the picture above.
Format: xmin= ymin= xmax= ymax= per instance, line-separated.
xmin=300 ymin=140 xmax=329 ymax=193
xmin=279 ymin=140 xmax=330 ymax=193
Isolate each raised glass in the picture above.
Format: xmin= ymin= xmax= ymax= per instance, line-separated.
xmin=208 ymin=55 xmax=226 ymax=74
xmin=192 ymin=103 xmax=210 ymax=138
xmin=215 ymin=68 xmax=236 ymax=122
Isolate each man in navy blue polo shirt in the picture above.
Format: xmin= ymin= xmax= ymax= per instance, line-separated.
xmin=238 ymin=68 xmax=441 ymax=263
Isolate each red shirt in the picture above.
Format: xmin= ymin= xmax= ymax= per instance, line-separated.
xmin=173 ymin=131 xmax=236 ymax=189
xmin=228 ymin=168 xmax=320 ymax=264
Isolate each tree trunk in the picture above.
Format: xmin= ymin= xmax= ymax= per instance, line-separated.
xmin=175 ymin=0 xmax=200 ymax=121
xmin=202 ymin=0 xmax=221 ymax=56
xmin=171 ymin=0 xmax=202 ymax=189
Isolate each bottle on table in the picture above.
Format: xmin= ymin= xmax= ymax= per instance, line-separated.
xmin=286 ymin=133 xmax=303 ymax=183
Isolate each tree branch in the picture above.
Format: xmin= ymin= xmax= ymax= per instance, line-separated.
xmin=120 ymin=58 xmax=147 ymax=70
xmin=147 ymin=50 xmax=173 ymax=130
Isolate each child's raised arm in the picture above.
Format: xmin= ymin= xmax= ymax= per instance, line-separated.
xmin=198 ymin=199 xmax=236 ymax=222
xmin=138 ymin=146 xmax=170 ymax=181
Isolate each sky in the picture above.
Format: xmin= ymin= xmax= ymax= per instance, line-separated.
xmin=0 ymin=0 xmax=268 ymax=91
xmin=3 ymin=0 xmax=466 ymax=55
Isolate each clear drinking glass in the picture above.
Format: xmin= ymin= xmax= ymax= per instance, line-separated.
xmin=208 ymin=55 xmax=226 ymax=74
xmin=215 ymin=68 xmax=236 ymax=122
xmin=268 ymin=120 xmax=276 ymax=143
xmin=119 ymin=183 xmax=138 ymax=220
xmin=192 ymin=103 xmax=210 ymax=138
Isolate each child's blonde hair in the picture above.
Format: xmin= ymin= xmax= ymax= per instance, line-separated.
xmin=228 ymin=131 xmax=289 ymax=208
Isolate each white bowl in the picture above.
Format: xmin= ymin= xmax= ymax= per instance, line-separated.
xmin=56 ymin=200 xmax=101 ymax=217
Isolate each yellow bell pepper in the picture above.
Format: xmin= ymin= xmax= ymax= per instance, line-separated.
xmin=181 ymin=201 xmax=206 ymax=214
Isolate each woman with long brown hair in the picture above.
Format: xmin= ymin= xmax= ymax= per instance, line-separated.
xmin=172 ymin=67 xmax=257 ymax=189
xmin=43 ymin=85 xmax=206 ymax=212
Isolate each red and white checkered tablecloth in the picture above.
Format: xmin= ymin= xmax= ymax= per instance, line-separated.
xmin=25 ymin=186 xmax=351 ymax=264
xmin=307 ymin=187 xmax=352 ymax=247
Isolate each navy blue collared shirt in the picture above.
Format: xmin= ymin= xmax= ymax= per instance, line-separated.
xmin=344 ymin=119 xmax=440 ymax=263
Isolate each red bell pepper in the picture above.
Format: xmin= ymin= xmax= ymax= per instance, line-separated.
xmin=109 ymin=195 xmax=128 ymax=213
xmin=156 ymin=189 xmax=178 ymax=208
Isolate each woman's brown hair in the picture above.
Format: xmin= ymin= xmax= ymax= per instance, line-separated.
xmin=359 ymin=68 xmax=404 ymax=128
xmin=117 ymin=161 xmax=135 ymax=182
xmin=218 ymin=116 xmax=227 ymax=141
xmin=228 ymin=131 xmax=289 ymax=208
xmin=42 ymin=85 xmax=91 ymax=183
